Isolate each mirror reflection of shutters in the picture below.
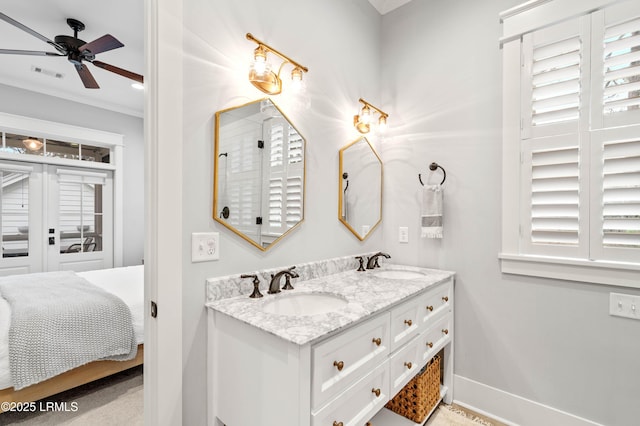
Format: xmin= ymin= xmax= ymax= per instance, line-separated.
xmin=266 ymin=119 xmax=304 ymax=234
xmin=225 ymin=118 xmax=262 ymax=239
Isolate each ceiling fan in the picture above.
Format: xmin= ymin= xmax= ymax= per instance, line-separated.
xmin=0 ymin=12 xmax=143 ymax=89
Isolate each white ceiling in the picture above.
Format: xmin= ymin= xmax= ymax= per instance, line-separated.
xmin=0 ymin=0 xmax=144 ymax=117
xmin=0 ymin=0 xmax=407 ymax=118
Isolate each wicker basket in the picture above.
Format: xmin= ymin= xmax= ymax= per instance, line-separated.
xmin=385 ymin=354 xmax=441 ymax=423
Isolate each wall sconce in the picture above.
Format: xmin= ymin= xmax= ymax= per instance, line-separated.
xmin=22 ymin=137 xmax=43 ymax=151
xmin=246 ymin=33 xmax=309 ymax=95
xmin=353 ymin=98 xmax=389 ymax=134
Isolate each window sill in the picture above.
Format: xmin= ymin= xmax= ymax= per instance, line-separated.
xmin=499 ymin=253 xmax=640 ymax=289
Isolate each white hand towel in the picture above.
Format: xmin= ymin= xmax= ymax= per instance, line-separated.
xmin=421 ymin=185 xmax=443 ymax=239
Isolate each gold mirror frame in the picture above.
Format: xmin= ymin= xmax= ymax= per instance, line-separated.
xmin=213 ymin=98 xmax=306 ymax=251
xmin=338 ymin=137 xmax=383 ymax=240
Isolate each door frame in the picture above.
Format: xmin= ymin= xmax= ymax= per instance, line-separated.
xmin=0 ymin=112 xmax=124 ymax=267
xmin=145 ymin=0 xmax=184 ymax=424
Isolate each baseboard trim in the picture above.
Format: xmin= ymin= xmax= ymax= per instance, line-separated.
xmin=453 ymin=375 xmax=604 ymax=426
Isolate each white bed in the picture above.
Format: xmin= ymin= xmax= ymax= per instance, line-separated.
xmin=0 ymin=265 xmax=144 ymax=391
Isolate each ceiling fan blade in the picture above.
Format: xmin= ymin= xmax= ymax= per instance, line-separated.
xmin=80 ymin=34 xmax=124 ymax=55
xmin=92 ymin=60 xmax=143 ymax=84
xmin=0 ymin=49 xmax=63 ymax=56
xmin=0 ymin=12 xmax=66 ymax=53
xmin=75 ymin=63 xmax=99 ymax=89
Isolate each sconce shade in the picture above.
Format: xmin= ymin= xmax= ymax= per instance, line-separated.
xmin=378 ymin=115 xmax=387 ymax=132
xmin=22 ymin=137 xmax=43 ymax=151
xmin=354 ymin=99 xmax=388 ymax=134
xmin=246 ymin=33 xmax=308 ymax=95
xmin=248 ymin=67 xmax=282 ymax=95
xmin=360 ymin=105 xmax=372 ymax=124
xmin=353 ymin=115 xmax=370 ymax=134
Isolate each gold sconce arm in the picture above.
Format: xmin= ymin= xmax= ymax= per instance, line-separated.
xmin=358 ymin=98 xmax=389 ymax=120
xmin=246 ymin=33 xmax=308 ymax=73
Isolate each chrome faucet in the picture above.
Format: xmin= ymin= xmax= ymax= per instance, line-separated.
xmin=268 ymin=266 xmax=299 ymax=294
xmin=366 ymin=252 xmax=391 ymax=269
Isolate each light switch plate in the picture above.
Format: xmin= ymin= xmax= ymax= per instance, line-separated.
xmin=399 ymin=226 xmax=409 ymax=243
xmin=191 ymin=232 xmax=219 ymax=262
xmin=609 ymin=292 xmax=640 ymax=320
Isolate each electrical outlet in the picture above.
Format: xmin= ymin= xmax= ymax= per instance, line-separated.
xmin=192 ymin=232 xmax=219 ymax=262
xmin=399 ymin=226 xmax=409 ymax=243
xmin=609 ymin=292 xmax=640 ymax=320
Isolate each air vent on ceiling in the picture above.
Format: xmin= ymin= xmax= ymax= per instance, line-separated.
xmin=31 ymin=65 xmax=64 ymax=79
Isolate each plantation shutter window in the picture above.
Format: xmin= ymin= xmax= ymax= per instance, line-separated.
xmin=501 ymin=0 xmax=640 ymax=287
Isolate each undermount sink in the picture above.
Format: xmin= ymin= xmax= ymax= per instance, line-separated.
xmin=372 ymin=269 xmax=426 ymax=280
xmin=261 ymin=292 xmax=348 ymax=317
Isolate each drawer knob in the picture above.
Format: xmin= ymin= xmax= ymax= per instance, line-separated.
xmin=404 ymin=319 xmax=412 ymax=326
xmin=333 ymin=360 xmax=344 ymax=371
xmin=404 ymin=361 xmax=412 ymax=369
xmin=442 ymin=328 xmax=449 ymax=335
xmin=442 ymin=296 xmax=449 ymax=302
xmin=372 ymin=337 xmax=382 ymax=346
xmin=371 ymin=387 xmax=381 ymax=397
xmin=333 ymin=422 xmax=343 ymax=426
xmin=426 ymin=341 xmax=433 ymax=348
xmin=426 ymin=305 xmax=434 ymax=311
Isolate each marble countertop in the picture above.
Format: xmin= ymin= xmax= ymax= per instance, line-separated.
xmin=206 ymin=264 xmax=454 ymax=346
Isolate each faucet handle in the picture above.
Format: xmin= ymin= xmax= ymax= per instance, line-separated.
xmin=355 ymin=256 xmax=365 ymax=272
xmin=240 ymin=274 xmax=263 ymax=299
xmin=282 ymin=274 xmax=295 ymax=290
xmin=282 ymin=266 xmax=298 ymax=290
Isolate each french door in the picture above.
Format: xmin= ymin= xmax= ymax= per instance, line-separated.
xmin=0 ymin=160 xmax=113 ymax=276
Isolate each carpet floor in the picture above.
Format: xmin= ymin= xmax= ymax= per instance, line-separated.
xmin=0 ymin=366 xmax=143 ymax=425
xmin=0 ymin=368 xmax=497 ymax=426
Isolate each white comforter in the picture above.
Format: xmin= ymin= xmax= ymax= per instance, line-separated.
xmin=0 ymin=265 xmax=144 ymax=390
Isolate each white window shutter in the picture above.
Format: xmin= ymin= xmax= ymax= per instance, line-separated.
xmin=521 ymin=134 xmax=589 ymax=258
xmin=521 ymin=17 xmax=587 ymax=140
xmin=590 ymin=3 xmax=640 ymax=129
xmin=602 ymin=20 xmax=640 ymax=115
xmin=590 ymin=126 xmax=640 ymax=263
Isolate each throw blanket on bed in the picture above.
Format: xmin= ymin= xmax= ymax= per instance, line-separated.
xmin=0 ymin=271 xmax=137 ymax=390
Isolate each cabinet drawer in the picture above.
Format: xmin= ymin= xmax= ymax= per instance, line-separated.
xmin=311 ymin=361 xmax=389 ymax=426
xmin=420 ymin=314 xmax=452 ymax=364
xmin=389 ymin=297 xmax=422 ymax=352
xmin=312 ymin=312 xmax=390 ymax=411
xmin=419 ymin=279 xmax=453 ymax=328
xmin=388 ymin=336 xmax=423 ymax=397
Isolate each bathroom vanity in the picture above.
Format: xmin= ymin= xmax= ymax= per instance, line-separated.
xmin=206 ymin=257 xmax=454 ymax=426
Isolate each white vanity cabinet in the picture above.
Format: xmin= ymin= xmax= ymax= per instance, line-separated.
xmin=311 ymin=312 xmax=390 ymax=410
xmin=208 ymin=274 xmax=454 ymax=426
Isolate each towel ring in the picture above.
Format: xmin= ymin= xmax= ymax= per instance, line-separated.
xmin=418 ymin=162 xmax=446 ymax=186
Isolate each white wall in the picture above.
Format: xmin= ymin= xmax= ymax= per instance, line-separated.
xmin=0 ymin=83 xmax=145 ymax=266
xmin=179 ymin=0 xmax=383 ymax=423
xmin=380 ymin=1 xmax=640 ymax=425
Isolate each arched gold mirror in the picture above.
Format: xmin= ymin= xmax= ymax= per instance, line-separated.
xmin=213 ymin=99 xmax=305 ymax=250
xmin=338 ymin=137 xmax=382 ymax=240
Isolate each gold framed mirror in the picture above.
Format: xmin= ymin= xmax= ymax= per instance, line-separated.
xmin=338 ymin=136 xmax=382 ymax=240
xmin=213 ymin=98 xmax=305 ymax=250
